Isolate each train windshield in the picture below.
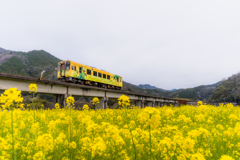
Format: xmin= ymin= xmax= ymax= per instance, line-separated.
xmin=66 ymin=61 xmax=70 ymax=70
xmin=58 ymin=64 xmax=61 ymax=71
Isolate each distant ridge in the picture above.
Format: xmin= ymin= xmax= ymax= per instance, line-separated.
xmin=138 ymin=84 xmax=167 ymax=91
xmin=138 ymin=84 xmax=178 ymax=92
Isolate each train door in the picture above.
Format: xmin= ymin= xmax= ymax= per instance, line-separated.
xmin=61 ymin=64 xmax=65 ymax=77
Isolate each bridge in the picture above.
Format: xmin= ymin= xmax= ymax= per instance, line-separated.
xmin=0 ymin=72 xmax=191 ymax=108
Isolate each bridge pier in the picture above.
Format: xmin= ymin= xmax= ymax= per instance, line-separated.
xmin=153 ymin=101 xmax=155 ymax=107
xmin=53 ymin=94 xmax=65 ymax=108
xmin=135 ymin=100 xmax=142 ymax=108
xmin=174 ymin=102 xmax=179 ymax=107
xmin=141 ymin=100 xmax=145 ymax=108
xmin=155 ymin=101 xmax=160 ymax=107
xmin=99 ymin=97 xmax=108 ymax=109
xmin=146 ymin=101 xmax=153 ymax=107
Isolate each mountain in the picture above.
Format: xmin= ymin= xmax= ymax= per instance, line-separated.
xmin=122 ymin=82 xmax=167 ymax=97
xmin=138 ymin=84 xmax=180 ymax=92
xmin=0 ymin=48 xmax=60 ymax=80
xmin=167 ymin=85 xmax=216 ymax=101
xmin=124 ymin=82 xmax=218 ymax=101
xmin=138 ymin=84 xmax=167 ymax=91
xmin=209 ymin=73 xmax=240 ymax=103
xmin=0 ymin=47 xmax=221 ymax=101
xmin=0 ymin=47 xmax=7 ymax=53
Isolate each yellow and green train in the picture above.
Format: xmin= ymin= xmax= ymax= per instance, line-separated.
xmin=57 ymin=60 xmax=122 ymax=90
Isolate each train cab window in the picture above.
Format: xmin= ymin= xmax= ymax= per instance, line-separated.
xmin=87 ymin=69 xmax=91 ymax=75
xmin=66 ymin=62 xmax=70 ymax=70
xmin=98 ymin=73 xmax=102 ymax=78
xmin=79 ymin=67 xmax=82 ymax=73
xmin=74 ymin=66 xmax=76 ymax=71
xmin=58 ymin=64 xmax=61 ymax=71
xmin=103 ymin=74 xmax=106 ymax=79
xmin=107 ymin=75 xmax=110 ymax=80
xmin=117 ymin=78 xmax=119 ymax=82
xmin=62 ymin=65 xmax=65 ymax=70
xmin=120 ymin=78 xmax=122 ymax=82
xmin=72 ymin=66 xmax=74 ymax=70
xmin=93 ymin=71 xmax=97 ymax=76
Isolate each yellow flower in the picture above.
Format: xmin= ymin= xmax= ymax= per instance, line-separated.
xmin=29 ymin=83 xmax=38 ymax=93
xmin=83 ymin=104 xmax=89 ymax=110
xmin=118 ymin=95 xmax=130 ymax=109
xmin=66 ymin=96 xmax=75 ymax=108
xmin=219 ymin=155 xmax=234 ymax=160
xmin=33 ymin=151 xmax=44 ymax=160
xmin=92 ymin=97 xmax=100 ymax=110
xmin=55 ymin=103 xmax=60 ymax=109
xmin=197 ymin=101 xmax=203 ymax=106
xmin=0 ymin=88 xmax=23 ymax=109
xmin=92 ymin=97 xmax=100 ymax=105
xmin=191 ymin=153 xmax=205 ymax=160
xmin=36 ymin=134 xmax=53 ymax=152
xmin=69 ymin=141 xmax=77 ymax=149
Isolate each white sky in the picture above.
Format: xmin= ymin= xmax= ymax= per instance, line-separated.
xmin=1 ymin=0 xmax=240 ymax=90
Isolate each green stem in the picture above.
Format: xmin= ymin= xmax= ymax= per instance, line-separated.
xmin=11 ymin=105 xmax=15 ymax=160
xmin=69 ymin=103 xmax=72 ymax=160
xmin=149 ymin=114 xmax=152 ymax=160
xmin=33 ymin=92 xmax=35 ymax=123
xmin=130 ymin=130 xmax=137 ymax=160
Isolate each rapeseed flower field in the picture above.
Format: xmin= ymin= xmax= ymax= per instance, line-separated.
xmin=0 ymin=85 xmax=240 ymax=160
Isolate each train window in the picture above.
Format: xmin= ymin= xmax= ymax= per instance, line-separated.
xmin=87 ymin=69 xmax=91 ymax=75
xmin=58 ymin=64 xmax=61 ymax=71
xmin=79 ymin=67 xmax=82 ymax=73
xmin=72 ymin=66 xmax=74 ymax=70
xmin=103 ymin=74 xmax=106 ymax=79
xmin=93 ymin=71 xmax=97 ymax=76
xmin=117 ymin=78 xmax=119 ymax=82
xmin=98 ymin=73 xmax=102 ymax=78
xmin=120 ymin=78 xmax=121 ymax=82
xmin=74 ymin=66 xmax=76 ymax=71
xmin=66 ymin=62 xmax=70 ymax=70
xmin=107 ymin=75 xmax=110 ymax=80
xmin=62 ymin=65 xmax=65 ymax=70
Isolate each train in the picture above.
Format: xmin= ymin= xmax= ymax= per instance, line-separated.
xmin=57 ymin=60 xmax=122 ymax=90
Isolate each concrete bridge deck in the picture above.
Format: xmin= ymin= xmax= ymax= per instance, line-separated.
xmin=0 ymin=72 xmax=192 ymax=108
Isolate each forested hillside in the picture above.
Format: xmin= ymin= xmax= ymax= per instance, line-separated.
xmin=209 ymin=73 xmax=240 ymax=103
xmin=123 ymin=81 xmax=220 ymax=101
xmin=0 ymin=47 xmax=60 ymax=80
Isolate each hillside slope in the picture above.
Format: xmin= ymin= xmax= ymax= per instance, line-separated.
xmin=138 ymin=84 xmax=168 ymax=91
xmin=123 ymin=81 xmax=219 ymax=101
xmin=0 ymin=48 xmax=60 ymax=80
xmin=122 ymin=82 xmax=168 ymax=97
xmin=209 ymin=73 xmax=240 ymax=103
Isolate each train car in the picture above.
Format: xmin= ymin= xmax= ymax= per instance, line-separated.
xmin=57 ymin=60 xmax=122 ymax=90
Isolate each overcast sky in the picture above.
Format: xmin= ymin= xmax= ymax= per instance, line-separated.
xmin=1 ymin=0 xmax=240 ymax=90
